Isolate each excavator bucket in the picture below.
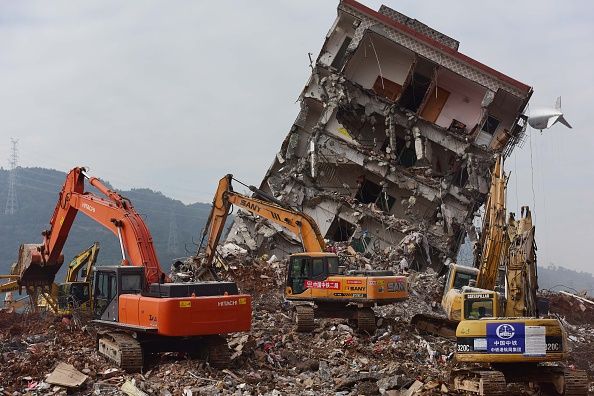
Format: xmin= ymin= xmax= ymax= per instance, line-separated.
xmin=13 ymin=244 xmax=63 ymax=290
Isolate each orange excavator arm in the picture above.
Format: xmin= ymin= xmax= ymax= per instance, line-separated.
xmin=199 ymin=174 xmax=326 ymax=271
xmin=16 ymin=167 xmax=164 ymax=289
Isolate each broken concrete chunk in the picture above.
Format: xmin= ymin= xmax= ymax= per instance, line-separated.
xmin=121 ymin=379 xmax=149 ymax=396
xmin=403 ymin=380 xmax=424 ymax=396
xmin=335 ymin=372 xmax=379 ymax=391
xmin=46 ymin=362 xmax=88 ymax=388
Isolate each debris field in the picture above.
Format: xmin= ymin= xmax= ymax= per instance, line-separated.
xmin=1 ymin=255 xmax=592 ymax=395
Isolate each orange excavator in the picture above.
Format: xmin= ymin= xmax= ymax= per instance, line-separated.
xmin=12 ymin=167 xmax=251 ymax=371
xmin=196 ymin=174 xmax=408 ymax=333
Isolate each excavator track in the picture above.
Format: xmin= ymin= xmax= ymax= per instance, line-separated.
xmin=357 ymin=307 xmax=376 ymax=334
xmin=295 ymin=305 xmax=315 ymax=333
xmin=206 ymin=336 xmax=231 ymax=369
xmin=560 ymin=368 xmax=588 ymax=396
xmin=478 ymin=370 xmax=506 ymax=396
xmin=451 ymin=369 xmax=506 ymax=395
xmin=98 ymin=332 xmax=143 ymax=372
xmin=410 ymin=313 xmax=457 ymax=339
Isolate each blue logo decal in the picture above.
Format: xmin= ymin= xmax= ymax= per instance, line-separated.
xmin=495 ymin=324 xmax=515 ymax=339
xmin=487 ymin=322 xmax=525 ymax=354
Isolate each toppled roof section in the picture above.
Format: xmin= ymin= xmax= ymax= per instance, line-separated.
xmin=340 ymin=0 xmax=532 ymax=97
xmin=378 ymin=5 xmax=460 ymax=51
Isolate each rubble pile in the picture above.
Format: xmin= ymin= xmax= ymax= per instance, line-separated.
xmin=564 ymin=320 xmax=594 ymax=380
xmin=540 ymin=291 xmax=594 ymax=380
xmin=0 ymin=312 xmax=104 ymax=394
xmin=377 ymin=270 xmax=444 ymax=322
xmin=1 ymin=262 xmax=594 ymax=395
xmin=0 ymin=263 xmax=457 ymax=396
xmin=543 ymin=290 xmax=594 ymax=326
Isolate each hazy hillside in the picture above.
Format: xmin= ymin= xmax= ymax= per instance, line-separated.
xmin=0 ymin=167 xmax=212 ymax=276
xmin=1 ymin=167 xmax=591 ymax=296
xmin=538 ymin=265 xmax=594 ymax=295
xmin=458 ymin=237 xmax=594 ymax=295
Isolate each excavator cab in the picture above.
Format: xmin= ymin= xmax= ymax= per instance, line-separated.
xmin=286 ymin=253 xmax=340 ymax=296
xmin=57 ymin=282 xmax=91 ymax=311
xmin=461 ymin=291 xmax=498 ymax=320
xmin=444 ymin=264 xmax=479 ymax=294
xmin=93 ymin=266 xmax=144 ymax=321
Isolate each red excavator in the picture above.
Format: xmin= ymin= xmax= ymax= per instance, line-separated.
xmin=12 ymin=167 xmax=251 ymax=371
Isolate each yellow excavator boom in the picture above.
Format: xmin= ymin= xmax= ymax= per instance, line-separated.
xmin=504 ymin=207 xmax=538 ymax=317
xmin=65 ymin=242 xmax=100 ymax=283
xmin=200 ymin=174 xmax=326 ymax=272
xmin=475 ymin=155 xmax=508 ymax=291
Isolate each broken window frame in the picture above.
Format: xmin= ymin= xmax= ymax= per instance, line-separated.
xmin=380 ymin=136 xmax=417 ymax=168
xmin=481 ymin=115 xmax=501 ymax=135
xmin=326 ymin=216 xmax=356 ymax=242
xmin=331 ymin=36 xmax=353 ymax=70
xmin=377 ymin=191 xmax=396 ymax=212
xmin=399 ymin=72 xmax=433 ymax=113
xmin=355 ymin=178 xmax=383 ymax=205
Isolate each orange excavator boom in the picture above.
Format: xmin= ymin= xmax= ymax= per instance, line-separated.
xmin=16 ymin=167 xmax=164 ymax=289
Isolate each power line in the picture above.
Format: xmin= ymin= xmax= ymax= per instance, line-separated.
xmin=4 ymin=139 xmax=19 ymax=215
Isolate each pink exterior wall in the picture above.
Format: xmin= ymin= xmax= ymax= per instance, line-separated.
xmin=434 ymin=70 xmax=486 ymax=132
xmin=345 ymin=35 xmax=414 ymax=90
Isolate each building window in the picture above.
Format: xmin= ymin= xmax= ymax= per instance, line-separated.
xmin=372 ymin=76 xmax=402 ymax=101
xmin=327 ymin=217 xmax=356 ymax=242
xmin=481 ymin=115 xmax=500 ymax=135
xmin=377 ymin=192 xmax=396 ymax=212
xmin=381 ymin=138 xmax=417 ymax=168
xmin=399 ymin=73 xmax=432 ymax=113
xmin=355 ymin=178 xmax=396 ymax=212
xmin=355 ymin=179 xmax=382 ymax=204
xmin=331 ymin=36 xmax=352 ymax=69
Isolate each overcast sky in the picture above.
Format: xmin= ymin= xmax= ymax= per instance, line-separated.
xmin=1 ymin=1 xmax=593 ymax=274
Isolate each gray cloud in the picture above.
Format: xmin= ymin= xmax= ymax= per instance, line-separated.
xmin=1 ymin=0 xmax=593 ymax=273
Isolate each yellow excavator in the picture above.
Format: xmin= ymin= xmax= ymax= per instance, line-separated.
xmin=38 ymin=242 xmax=100 ymax=314
xmin=197 ymin=174 xmax=409 ymax=333
xmin=452 ymin=207 xmax=587 ymax=395
xmin=439 ymin=155 xmax=588 ymax=394
xmin=412 ymin=155 xmax=508 ymax=338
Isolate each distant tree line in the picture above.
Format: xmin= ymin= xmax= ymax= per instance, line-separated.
xmin=0 ymin=167 xmax=213 ymax=277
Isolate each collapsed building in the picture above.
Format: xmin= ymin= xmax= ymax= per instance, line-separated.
xmin=226 ymin=0 xmax=533 ymax=271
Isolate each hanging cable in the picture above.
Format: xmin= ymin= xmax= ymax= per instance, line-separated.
xmin=534 ymin=128 xmax=551 ymax=261
xmin=528 ymin=129 xmax=536 ymax=222
xmin=513 ymin=150 xmax=519 ymax=215
xmin=369 ymin=37 xmax=384 ymax=90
